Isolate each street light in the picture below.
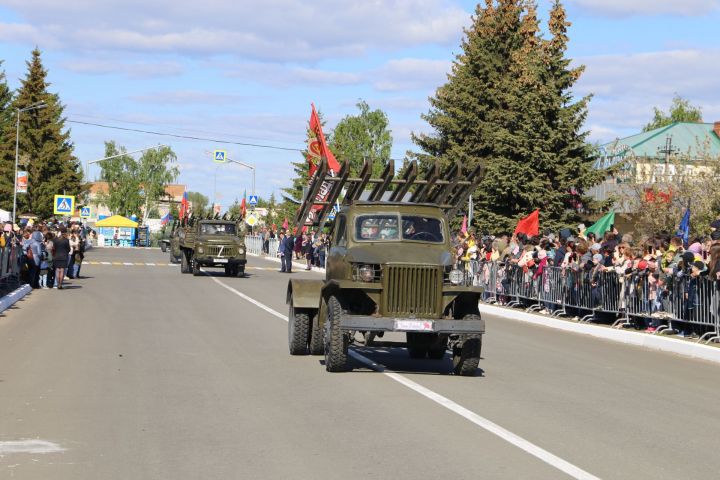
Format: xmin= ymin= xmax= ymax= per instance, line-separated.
xmin=86 ymin=144 xmax=169 ymax=181
xmin=13 ymin=102 xmax=47 ymax=223
xmin=205 ymin=150 xmax=256 ymax=197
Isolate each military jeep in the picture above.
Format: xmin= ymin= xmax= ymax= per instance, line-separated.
xmin=286 ymin=158 xmax=485 ymax=376
xmin=178 ymin=218 xmax=247 ymax=277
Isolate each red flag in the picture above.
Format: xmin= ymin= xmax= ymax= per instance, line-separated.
xmin=179 ymin=191 xmax=189 ymax=220
xmin=282 ymin=218 xmax=289 ymax=230
xmin=307 ymin=103 xmax=340 ymax=176
xmin=514 ymin=209 xmax=540 ymax=237
xmin=461 ymin=215 xmax=468 ymax=234
xmin=240 ymin=189 xmax=246 ymax=217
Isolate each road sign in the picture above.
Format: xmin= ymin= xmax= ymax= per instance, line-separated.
xmin=53 ymin=195 xmax=75 ymax=215
xmin=245 ymin=212 xmax=258 ymax=227
xmin=213 ymin=150 xmax=227 ymax=163
xmin=80 ymin=206 xmax=91 ymax=218
xmin=248 ymin=195 xmax=258 ymax=206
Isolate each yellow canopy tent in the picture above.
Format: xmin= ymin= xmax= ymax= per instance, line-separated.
xmin=95 ymin=215 xmax=138 ymax=228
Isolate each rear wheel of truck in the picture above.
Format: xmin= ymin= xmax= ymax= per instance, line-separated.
xmin=288 ymin=302 xmax=310 ymax=355
xmin=324 ymin=296 xmax=350 ymax=372
xmin=452 ymin=316 xmax=482 ymax=376
xmin=160 ymin=243 xmax=167 ymax=253
xmin=180 ymin=251 xmax=191 ymax=273
xmin=308 ymin=313 xmax=324 ymax=355
xmin=192 ymin=255 xmax=201 ymax=276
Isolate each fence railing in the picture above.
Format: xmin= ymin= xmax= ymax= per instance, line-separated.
xmin=467 ymin=260 xmax=720 ymax=344
xmin=0 ymin=242 xmax=21 ymax=290
xmin=246 ymin=235 xmax=280 ymax=257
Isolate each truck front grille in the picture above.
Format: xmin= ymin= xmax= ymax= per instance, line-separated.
xmin=206 ymin=245 xmax=238 ymax=257
xmin=382 ymin=265 xmax=442 ymax=317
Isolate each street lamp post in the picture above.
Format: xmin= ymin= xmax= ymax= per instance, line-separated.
xmin=13 ymin=102 xmax=47 ymax=223
xmin=205 ymin=151 xmax=256 ymax=197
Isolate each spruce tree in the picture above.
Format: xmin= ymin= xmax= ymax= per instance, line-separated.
xmin=413 ymin=1 xmax=608 ymax=233
xmin=0 ymin=60 xmax=12 ymax=137
xmin=0 ymin=48 xmax=83 ymax=219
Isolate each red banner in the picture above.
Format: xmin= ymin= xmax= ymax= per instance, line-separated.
xmin=305 ymin=103 xmax=341 ymax=225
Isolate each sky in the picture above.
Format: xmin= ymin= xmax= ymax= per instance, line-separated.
xmin=1 ymin=0 xmax=719 ymax=207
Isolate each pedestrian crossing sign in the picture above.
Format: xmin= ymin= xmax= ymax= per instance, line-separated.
xmin=80 ymin=206 xmax=91 ymax=218
xmin=213 ymin=150 xmax=227 ymax=163
xmin=54 ymin=195 xmax=75 ymax=215
xmin=248 ymin=195 xmax=258 ymax=206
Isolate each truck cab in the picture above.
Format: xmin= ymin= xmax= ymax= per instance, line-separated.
xmin=179 ymin=219 xmax=247 ymax=277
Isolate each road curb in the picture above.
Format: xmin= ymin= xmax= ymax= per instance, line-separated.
xmin=478 ymin=303 xmax=720 ymax=365
xmin=247 ymin=253 xmax=325 ymax=273
xmin=0 ymin=284 xmax=32 ymax=315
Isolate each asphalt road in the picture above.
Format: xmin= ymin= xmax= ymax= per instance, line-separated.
xmin=1 ymin=247 xmax=720 ymax=479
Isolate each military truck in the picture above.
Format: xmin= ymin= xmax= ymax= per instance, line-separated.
xmin=286 ymin=158 xmax=485 ymax=376
xmin=178 ymin=217 xmax=247 ymax=276
xmin=159 ymin=221 xmax=181 ymax=264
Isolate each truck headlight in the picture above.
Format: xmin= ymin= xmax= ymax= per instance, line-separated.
xmin=448 ymin=269 xmax=464 ymax=285
xmin=198 ymin=246 xmax=204 ymax=254
xmin=359 ymin=265 xmax=375 ymax=282
xmin=238 ymin=248 xmax=245 ymax=255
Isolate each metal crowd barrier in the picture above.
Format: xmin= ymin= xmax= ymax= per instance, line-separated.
xmin=0 ymin=243 xmax=21 ymax=290
xmin=463 ymin=259 xmax=720 ymax=344
xmin=245 ymin=235 xmax=281 ymax=258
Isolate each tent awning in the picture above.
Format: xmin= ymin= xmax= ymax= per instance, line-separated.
xmin=95 ymin=215 xmax=138 ymax=228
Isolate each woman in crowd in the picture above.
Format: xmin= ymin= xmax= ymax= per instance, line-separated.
xmin=52 ymin=227 xmax=71 ymax=289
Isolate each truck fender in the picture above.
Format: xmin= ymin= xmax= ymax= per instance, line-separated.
xmin=287 ymin=279 xmax=323 ymax=309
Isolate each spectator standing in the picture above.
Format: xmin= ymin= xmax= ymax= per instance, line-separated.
xmin=52 ymin=227 xmax=71 ymax=289
xmin=67 ymin=232 xmax=79 ymax=279
xmin=43 ymin=232 xmax=54 ymax=289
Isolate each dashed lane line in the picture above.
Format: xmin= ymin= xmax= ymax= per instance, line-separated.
xmin=206 ymin=273 xmax=601 ymax=480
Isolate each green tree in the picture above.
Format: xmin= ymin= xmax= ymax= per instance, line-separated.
xmin=412 ymin=1 xmax=606 ymax=233
xmin=330 ymin=100 xmax=392 ymax=176
xmin=0 ymin=48 xmax=84 ymax=219
xmin=643 ymin=95 xmax=703 ymax=132
xmin=0 ymin=60 xmax=12 ymax=138
xmin=187 ymin=191 xmax=209 ymax=216
xmin=97 ymin=142 xmax=178 ymax=220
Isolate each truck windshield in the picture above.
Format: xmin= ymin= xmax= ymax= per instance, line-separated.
xmin=354 ymin=215 xmax=444 ymax=243
xmin=201 ymin=223 xmax=236 ymax=235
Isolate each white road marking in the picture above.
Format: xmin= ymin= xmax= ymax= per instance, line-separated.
xmin=208 ymin=275 xmax=601 ymax=480
xmin=101 ymin=262 xmax=111 ymax=265
xmin=122 ymin=262 xmax=134 ymax=266
xmin=0 ymin=440 xmax=64 ymax=454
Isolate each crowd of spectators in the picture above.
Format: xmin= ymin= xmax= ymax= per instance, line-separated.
xmin=0 ymin=219 xmax=89 ymax=290
xmin=454 ymin=217 xmax=720 ymax=337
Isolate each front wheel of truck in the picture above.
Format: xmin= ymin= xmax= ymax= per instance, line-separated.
xmin=288 ymin=301 xmax=310 ymax=355
xmin=324 ymin=296 xmax=350 ymax=372
xmin=452 ymin=317 xmax=482 ymax=376
xmin=180 ymin=250 xmax=191 ymax=274
xmin=308 ymin=313 xmax=324 ymax=355
xmin=192 ymin=255 xmax=201 ymax=276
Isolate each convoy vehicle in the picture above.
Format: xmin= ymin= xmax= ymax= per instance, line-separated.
xmin=177 ymin=217 xmax=247 ymax=276
xmin=286 ymin=158 xmax=486 ymax=375
xmin=160 ymin=221 xmax=181 ymax=264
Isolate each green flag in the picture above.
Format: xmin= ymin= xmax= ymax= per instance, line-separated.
xmin=585 ymin=211 xmax=615 ymax=237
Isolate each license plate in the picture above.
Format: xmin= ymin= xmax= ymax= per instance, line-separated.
xmin=394 ymin=319 xmax=434 ymax=332
xmin=215 ymin=258 xmax=228 ymax=263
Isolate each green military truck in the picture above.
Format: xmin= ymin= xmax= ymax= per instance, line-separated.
xmin=178 ymin=218 xmax=247 ymax=276
xmin=286 ymin=158 xmax=485 ymax=376
xmin=160 ymin=221 xmax=181 ymax=264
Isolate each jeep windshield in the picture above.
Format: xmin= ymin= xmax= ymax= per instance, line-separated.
xmin=200 ymin=223 xmax=236 ymax=235
xmin=355 ymin=215 xmax=444 ymax=243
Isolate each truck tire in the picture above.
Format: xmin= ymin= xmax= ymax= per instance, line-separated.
xmin=288 ymin=302 xmax=310 ymax=355
xmin=192 ymin=255 xmax=201 ymax=276
xmin=180 ymin=251 xmax=191 ymax=274
xmin=238 ymin=265 xmax=245 ymax=277
xmin=308 ymin=313 xmax=324 ymax=355
xmin=452 ymin=316 xmax=482 ymax=376
xmin=169 ymin=250 xmax=176 ymax=264
xmin=224 ymin=266 xmax=233 ymax=276
xmin=324 ymin=296 xmax=350 ymax=372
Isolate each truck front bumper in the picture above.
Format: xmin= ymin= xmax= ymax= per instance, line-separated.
xmin=339 ymin=315 xmax=484 ymax=334
xmin=195 ymin=257 xmax=247 ymax=268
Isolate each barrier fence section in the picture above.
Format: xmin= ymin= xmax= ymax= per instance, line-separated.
xmin=246 ymin=235 xmax=280 ymax=257
xmin=464 ymin=259 xmax=720 ymax=343
xmin=0 ymin=243 xmax=21 ymax=291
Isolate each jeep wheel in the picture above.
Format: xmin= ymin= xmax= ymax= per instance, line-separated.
xmin=324 ymin=296 xmax=350 ymax=372
xmin=308 ymin=313 xmax=324 ymax=355
xmin=180 ymin=251 xmax=191 ymax=274
xmin=192 ymin=256 xmax=201 ymax=276
xmin=288 ymin=302 xmax=310 ymax=355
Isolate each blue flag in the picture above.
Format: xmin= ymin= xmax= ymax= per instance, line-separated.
xmin=678 ymin=208 xmax=690 ymax=247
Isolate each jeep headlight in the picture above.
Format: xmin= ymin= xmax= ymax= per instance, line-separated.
xmin=359 ymin=265 xmax=375 ymax=282
xmin=238 ymin=247 xmax=245 ymax=255
xmin=448 ymin=269 xmax=464 ymax=285
xmin=198 ymin=246 xmax=204 ymax=254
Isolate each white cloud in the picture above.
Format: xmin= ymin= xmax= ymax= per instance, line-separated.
xmin=571 ymin=0 xmax=720 ymax=17
xmin=128 ymin=90 xmax=245 ymax=105
xmin=225 ymin=63 xmax=363 ymax=87
xmin=373 ymin=58 xmax=451 ymax=91
xmin=61 ymin=59 xmax=184 ymax=78
xmin=0 ymin=1 xmax=470 ymax=62
xmin=575 ymin=49 xmax=720 ymax=141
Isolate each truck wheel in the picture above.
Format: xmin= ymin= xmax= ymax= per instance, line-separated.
xmin=452 ymin=327 xmax=482 ymax=376
xmin=180 ymin=251 xmax=190 ymax=273
xmin=160 ymin=243 xmax=167 ymax=253
xmin=169 ymin=250 xmax=176 ymax=264
xmin=288 ymin=302 xmax=310 ymax=355
xmin=238 ymin=265 xmax=245 ymax=277
xmin=308 ymin=313 xmax=324 ymax=355
xmin=224 ymin=266 xmax=232 ymax=276
xmin=192 ymin=256 xmax=201 ymax=276
xmin=324 ymin=296 xmax=350 ymax=372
